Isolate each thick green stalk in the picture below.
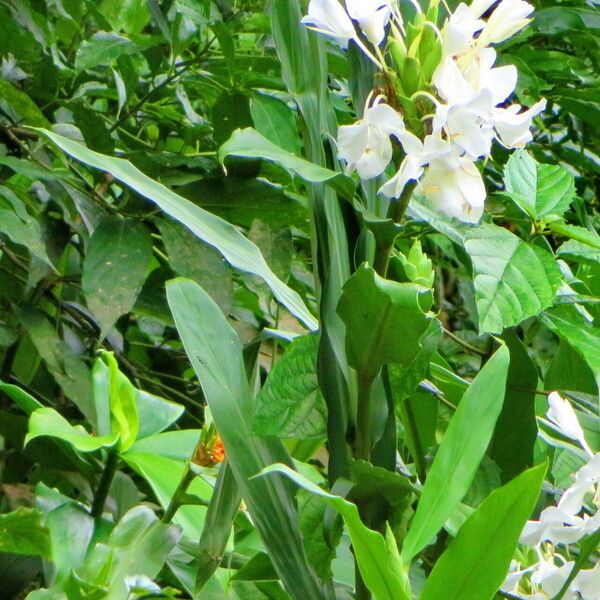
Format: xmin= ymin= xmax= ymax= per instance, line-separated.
xmin=354 ymin=374 xmax=375 ymax=600
xmin=162 ymin=462 xmax=196 ymax=524
xmin=355 ymin=375 xmax=374 ymax=462
xmin=91 ymin=451 xmax=118 ymax=518
xmin=373 ymin=183 xmax=417 ymax=277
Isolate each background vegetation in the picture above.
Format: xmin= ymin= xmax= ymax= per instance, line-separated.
xmin=0 ymin=0 xmax=598 ymax=598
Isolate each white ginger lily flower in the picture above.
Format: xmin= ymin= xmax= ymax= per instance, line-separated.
xmin=345 ymin=0 xmax=393 ymax=46
xmin=301 ymin=0 xmax=357 ymax=48
xmin=442 ymin=0 xmax=534 ymax=56
xmin=479 ymin=0 xmax=534 ymax=46
xmin=418 ymin=153 xmax=486 ymax=223
xmin=337 ymin=101 xmax=407 ymax=180
xmin=520 ymin=505 xmax=589 ymax=546
xmin=546 ymin=391 xmax=593 ymax=456
xmin=442 ymin=3 xmax=485 ymax=56
xmin=432 ymin=90 xmax=496 ymax=159
xmin=434 ymin=48 xmax=517 ymax=106
xmin=492 ymin=98 xmax=547 ymax=148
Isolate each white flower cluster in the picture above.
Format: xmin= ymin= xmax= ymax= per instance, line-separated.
xmin=301 ymin=0 xmax=546 ymax=223
xmin=503 ymin=392 xmax=600 ymax=599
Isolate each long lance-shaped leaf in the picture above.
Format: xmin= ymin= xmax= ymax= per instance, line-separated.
xmin=195 ymin=460 xmax=241 ymax=593
xmin=36 ymin=129 xmax=317 ymax=332
xmin=165 ymin=278 xmax=331 ymax=600
xmin=261 ymin=464 xmax=411 ymax=600
xmin=420 ymin=463 xmax=546 ymax=600
xmin=402 ymin=344 xmax=510 ymax=563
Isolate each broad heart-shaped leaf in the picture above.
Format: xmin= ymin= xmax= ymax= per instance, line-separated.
xmin=337 ymin=265 xmax=432 ymax=382
xmin=79 ymin=506 xmax=181 ymax=600
xmin=165 ymin=278 xmax=331 ymax=600
xmin=135 ymin=389 xmax=184 ymax=439
xmin=250 ymin=92 xmax=301 ymax=155
xmin=82 ymin=216 xmax=152 ymax=337
xmin=260 ymin=464 xmax=411 ymax=600
xmin=0 ymin=208 xmax=53 ymax=267
xmin=74 ymin=32 xmax=138 ymax=72
xmin=557 ymin=239 xmax=600 ymax=265
xmin=157 ymin=217 xmax=233 ymax=313
xmin=219 ymin=128 xmax=355 ymax=200
xmin=38 ymin=129 xmax=317 ymax=332
xmin=540 ymin=305 xmax=600 ymax=378
xmin=401 ymin=344 xmax=510 ymax=563
xmin=504 ymin=150 xmax=575 ymax=219
xmin=464 ymin=224 xmax=561 ymax=334
xmin=253 ymin=333 xmax=327 ymax=440
xmin=45 ymin=502 xmax=95 ymax=583
xmin=420 ymin=463 xmax=546 ymax=600
xmin=92 ymin=352 xmax=180 ymax=441
xmin=0 ymin=508 xmax=51 ymax=558
xmin=25 ymin=407 xmax=119 ymax=453
xmin=15 ymin=305 xmax=94 ymax=421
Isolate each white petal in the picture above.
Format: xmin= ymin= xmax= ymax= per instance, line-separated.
xmin=379 ymin=156 xmax=424 ymax=198
xmin=443 ymin=3 xmax=485 ymax=56
xmin=469 ymin=0 xmax=497 ymax=18
xmin=346 ymin=0 xmax=392 ymax=45
xmin=337 ymin=121 xmax=369 ymax=166
xmin=494 ymin=98 xmax=546 ymax=148
xmin=575 ymin=562 xmax=600 ymax=600
xmin=485 ymin=65 xmax=518 ymax=105
xmin=301 ymin=0 xmax=356 ymax=48
xmin=354 ymin=128 xmax=393 ymax=179
xmin=546 ymin=391 xmax=590 ymax=452
xmin=480 ymin=0 xmax=534 ymax=45
xmin=364 ymin=102 xmax=406 ymax=136
xmin=433 ymin=56 xmax=473 ymax=104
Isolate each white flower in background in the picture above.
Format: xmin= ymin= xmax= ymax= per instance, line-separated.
xmin=418 ymin=153 xmax=486 ymax=223
xmin=301 ymin=0 xmax=357 ymax=49
xmin=1 ymin=54 xmax=28 ymax=82
xmin=546 ymin=391 xmax=593 ymax=456
xmin=337 ymin=100 xmax=407 ymax=179
xmin=520 ymin=506 xmax=589 ymax=546
xmin=531 ymin=558 xmax=577 ymax=599
xmin=345 ymin=0 xmax=393 ymax=46
xmin=576 ymin=562 xmax=600 ymax=600
xmin=501 ymin=561 xmax=533 ymax=594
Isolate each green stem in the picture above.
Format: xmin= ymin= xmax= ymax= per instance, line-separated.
xmin=354 ymin=376 xmax=374 ymax=462
xmin=354 ymin=374 xmax=374 ymax=600
xmin=373 ymin=182 xmax=417 ymax=277
xmin=91 ymin=451 xmax=119 ymax=518
xmin=386 ymin=181 xmax=416 ymax=223
xmin=402 ymin=396 xmax=428 ymax=483
xmin=162 ymin=462 xmax=196 ymax=523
